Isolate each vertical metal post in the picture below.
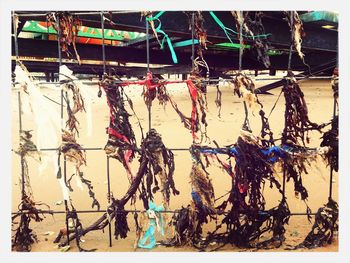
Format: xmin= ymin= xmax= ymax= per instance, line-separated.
xmin=57 ymin=21 xmax=62 ymax=68
xmin=283 ymin=11 xmax=295 ymax=198
xmin=329 ymin=168 xmax=334 ymax=200
xmin=238 ymin=11 xmax=243 ymax=72
xmin=102 ymin=11 xmax=112 ymax=247
xmin=287 ymin=12 xmax=294 ymax=71
xmin=107 ymin=156 xmax=112 ymax=247
xmin=191 ymin=12 xmax=195 ymax=69
xmin=12 ymin=11 xmax=19 ymax=61
xmin=146 ymin=19 xmax=150 ymax=73
xmin=18 ymin=92 xmax=25 ymax=199
xmin=56 ymin=18 xmax=70 ymax=245
xmin=14 ymin=10 xmax=26 ymax=208
xmin=329 ymin=95 xmax=337 ymax=200
xmin=146 ymin=17 xmax=151 ymax=131
xmin=238 ymin=11 xmax=249 ymax=130
xmin=18 ymin=92 xmax=22 ymax=133
xmin=101 ymin=12 xmax=106 ymax=75
xmin=328 ymin=25 xmax=339 ymax=201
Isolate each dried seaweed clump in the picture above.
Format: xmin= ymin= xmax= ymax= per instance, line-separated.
xmin=141 ymin=72 xmax=170 ymax=108
xmin=331 ymin=67 xmax=338 ymax=101
xmin=191 ymin=11 xmax=207 ymax=50
xmin=47 ymin=11 xmax=82 ymax=64
xmin=54 ymin=204 xmax=97 ymax=252
xmin=12 ymin=131 xmax=48 ymax=252
xmin=100 ymin=75 xmax=137 ymax=179
xmin=141 ymin=12 xmax=161 ymax=45
xmin=282 ymin=71 xmax=321 ymax=146
xmin=163 ymin=146 xmax=215 ymax=247
xmin=197 ymin=132 xmax=289 ymax=250
xmin=58 ymin=131 xmax=100 ymax=210
xmin=12 ymin=194 xmax=46 ymax=252
xmin=281 ymin=71 xmax=322 ymax=201
xmin=232 ymin=11 xmax=271 ymax=68
xmin=59 ymin=130 xmax=86 ymax=174
xmin=64 ymin=82 xmax=86 ymax=137
xmin=285 ymin=11 xmax=306 ymax=61
xmin=186 ymin=69 xmax=209 ymax=142
xmin=138 ymin=129 xmax=180 ymax=209
xmin=321 ymin=115 xmax=338 ymax=172
xmin=232 ymin=73 xmax=261 ymax=111
xmin=292 ymin=199 xmax=338 ymax=249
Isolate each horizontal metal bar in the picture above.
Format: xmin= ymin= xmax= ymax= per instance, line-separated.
xmin=12 ymin=75 xmax=332 ymax=88
xmin=11 ymin=147 xmax=191 ymax=152
xmin=12 ymin=145 xmax=325 ymax=153
xmin=11 ymin=209 xmax=317 ymax=216
xmin=11 ymin=209 xmax=178 ymax=215
xmin=14 ymin=11 xmax=140 ymax=18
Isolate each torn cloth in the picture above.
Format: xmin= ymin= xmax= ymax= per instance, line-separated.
xmin=137 ymin=201 xmax=165 ymax=249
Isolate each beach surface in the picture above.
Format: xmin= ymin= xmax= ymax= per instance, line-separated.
xmin=11 ymin=75 xmax=338 ymax=252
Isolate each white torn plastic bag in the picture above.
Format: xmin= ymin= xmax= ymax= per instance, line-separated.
xmin=15 ymin=65 xmax=61 ymax=150
xmin=15 ymin=64 xmax=62 ymax=178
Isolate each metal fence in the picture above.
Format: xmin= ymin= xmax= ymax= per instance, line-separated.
xmin=11 ymin=11 xmax=337 ymax=249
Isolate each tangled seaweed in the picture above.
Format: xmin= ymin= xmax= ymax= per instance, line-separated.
xmin=57 ymin=129 xmax=179 ymax=247
xmin=140 ymin=70 xmax=208 ymax=142
xmin=141 ymin=12 xmax=161 ymax=46
xmin=64 ymin=82 xmax=86 ymax=137
xmin=12 ymin=194 xmax=46 ymax=252
xmin=232 ymin=11 xmax=271 ymax=68
xmin=163 ymin=146 xmax=215 ymax=247
xmin=285 ymin=11 xmax=305 ymax=61
xmin=186 ymin=132 xmax=290 ymax=250
xmin=186 ymin=70 xmax=209 ymax=142
xmin=282 ymin=71 xmax=321 ymax=146
xmin=231 ymin=73 xmax=274 ymax=146
xmin=138 ymin=129 xmax=180 ymax=209
xmin=100 ymin=75 xmax=137 ymax=179
xmin=192 ymin=11 xmax=207 ymax=50
xmin=281 ymin=71 xmax=323 ymax=202
xmin=47 ymin=12 xmax=82 ymax=64
xmin=232 ymin=73 xmax=260 ymax=111
xmin=59 ymin=131 xmax=86 ymax=174
xmin=331 ymin=67 xmax=339 ymax=101
xmin=54 ymin=204 xmax=96 ymax=252
xmin=231 ymin=73 xmax=262 ymax=132
xmin=12 ymin=131 xmax=48 ymax=252
xmin=259 ymin=108 xmax=275 ymax=147
xmin=321 ymin=116 xmax=338 ymax=172
xmin=58 ymin=131 xmax=100 ymax=210
xmin=292 ymin=199 xmax=338 ymax=249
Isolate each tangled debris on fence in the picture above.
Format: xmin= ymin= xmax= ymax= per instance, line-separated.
xmin=12 ymin=131 xmax=49 ymax=252
xmin=200 ymin=131 xmax=287 ymax=250
xmin=47 ymin=11 xmax=82 ymax=64
xmin=285 ymin=11 xmax=305 ymax=61
xmin=100 ymin=75 xmax=137 ymax=180
xmin=291 ymin=198 xmax=338 ymax=249
xmin=321 ymin=116 xmax=338 ymax=172
xmin=64 ymin=82 xmax=86 ymax=137
xmin=12 ymin=10 xmax=339 ymax=253
xmin=55 ymin=129 xmax=179 ymax=249
xmin=281 ymin=71 xmax=325 ymax=205
xmin=231 ymin=11 xmax=271 ymax=68
xmin=162 ymin=145 xmax=215 ymax=248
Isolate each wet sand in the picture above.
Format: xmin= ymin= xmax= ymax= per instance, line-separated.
xmin=11 ymin=76 xmax=338 ymax=252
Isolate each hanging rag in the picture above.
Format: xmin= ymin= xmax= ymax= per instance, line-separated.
xmin=137 ymin=201 xmax=165 ymax=249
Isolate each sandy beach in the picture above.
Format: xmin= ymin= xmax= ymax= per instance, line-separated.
xmin=11 ymin=75 xmax=338 ymax=252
